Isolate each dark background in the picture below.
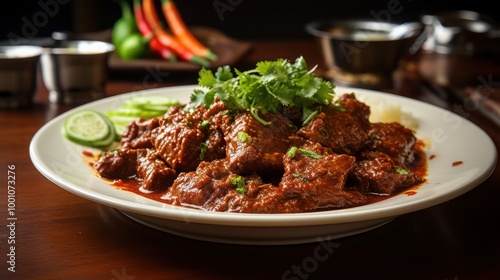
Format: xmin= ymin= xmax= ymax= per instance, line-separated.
xmin=1 ymin=0 xmax=499 ymax=44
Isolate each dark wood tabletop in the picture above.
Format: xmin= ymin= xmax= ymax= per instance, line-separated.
xmin=1 ymin=39 xmax=499 ymax=280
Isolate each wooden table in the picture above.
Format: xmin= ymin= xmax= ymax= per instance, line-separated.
xmin=1 ymin=40 xmax=499 ymax=280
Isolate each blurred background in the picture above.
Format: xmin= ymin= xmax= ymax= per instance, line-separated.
xmin=1 ymin=0 xmax=498 ymax=42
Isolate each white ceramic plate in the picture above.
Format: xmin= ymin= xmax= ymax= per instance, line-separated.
xmin=30 ymin=85 xmax=497 ymax=245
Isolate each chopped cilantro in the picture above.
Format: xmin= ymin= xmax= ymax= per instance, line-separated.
xmin=237 ymin=131 xmax=251 ymax=143
xmin=396 ymin=168 xmax=409 ymax=175
xmin=286 ymin=146 xmax=322 ymax=159
xmin=320 ymin=128 xmax=329 ymax=139
xmin=293 ymin=173 xmax=308 ymax=182
xmin=185 ymin=56 xmax=336 ymax=126
xmin=199 ymin=142 xmax=208 ymax=161
xmin=286 ymin=146 xmax=298 ymax=158
xmin=199 ymin=120 xmax=210 ymax=130
xmin=333 ymin=99 xmax=347 ymax=112
xmin=231 ymin=175 xmax=247 ymax=195
xmin=298 ymin=148 xmax=323 ymax=159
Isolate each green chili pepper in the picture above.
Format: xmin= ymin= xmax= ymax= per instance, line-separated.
xmin=112 ymin=0 xmax=138 ymax=48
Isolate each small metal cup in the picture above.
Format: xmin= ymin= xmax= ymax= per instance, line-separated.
xmin=0 ymin=45 xmax=43 ymax=109
xmin=421 ymin=10 xmax=500 ymax=56
xmin=40 ymin=40 xmax=115 ymax=105
xmin=305 ymin=20 xmax=425 ymax=89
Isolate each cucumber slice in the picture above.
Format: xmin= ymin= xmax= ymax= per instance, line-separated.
xmin=102 ymin=95 xmax=180 ymax=142
xmin=107 ymin=107 xmax=165 ymax=118
xmin=109 ymin=115 xmax=138 ymax=140
xmin=62 ymin=109 xmax=116 ymax=148
xmin=124 ymin=95 xmax=180 ymax=110
xmin=109 ymin=115 xmax=139 ymax=126
xmin=126 ymin=103 xmax=173 ymax=112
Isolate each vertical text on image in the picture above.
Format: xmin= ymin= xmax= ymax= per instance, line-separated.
xmin=6 ymin=164 xmax=17 ymax=273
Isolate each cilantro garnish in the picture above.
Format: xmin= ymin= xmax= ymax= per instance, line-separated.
xmin=293 ymin=173 xmax=308 ymax=182
xmin=185 ymin=56 xmax=336 ymax=126
xmin=231 ymin=175 xmax=247 ymax=195
xmin=237 ymin=131 xmax=251 ymax=143
xmin=199 ymin=120 xmax=210 ymax=130
xmin=396 ymin=168 xmax=409 ymax=175
xmin=199 ymin=142 xmax=208 ymax=161
xmin=286 ymin=146 xmax=323 ymax=159
xmin=286 ymin=146 xmax=298 ymax=158
xmin=298 ymin=148 xmax=323 ymax=159
xmin=332 ymin=99 xmax=347 ymax=112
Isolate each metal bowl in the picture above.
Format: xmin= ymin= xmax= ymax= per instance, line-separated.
xmin=0 ymin=45 xmax=43 ymax=108
xmin=421 ymin=10 xmax=500 ymax=56
xmin=305 ymin=19 xmax=425 ymax=88
xmin=40 ymin=40 xmax=115 ymax=105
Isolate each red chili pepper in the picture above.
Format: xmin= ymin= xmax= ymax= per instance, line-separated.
xmin=133 ymin=0 xmax=176 ymax=61
xmin=161 ymin=0 xmax=218 ymax=62
xmin=142 ymin=0 xmax=209 ymax=67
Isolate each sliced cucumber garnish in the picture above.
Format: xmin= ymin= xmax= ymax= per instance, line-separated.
xmin=124 ymin=95 xmax=180 ymax=111
xmin=62 ymin=109 xmax=116 ymax=148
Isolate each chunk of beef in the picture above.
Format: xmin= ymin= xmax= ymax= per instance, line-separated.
xmin=221 ymin=111 xmax=297 ymax=176
xmin=120 ymin=118 xmax=160 ymax=149
xmin=136 ymin=149 xmax=177 ymax=192
xmin=280 ymin=142 xmax=368 ymax=210
xmin=94 ymin=148 xmax=176 ymax=192
xmin=158 ymin=105 xmax=185 ymax=126
xmin=202 ymin=98 xmax=231 ymax=123
xmin=161 ymin=159 xmax=230 ymax=209
xmin=151 ymin=101 xmax=227 ymax=171
xmin=162 ymin=159 xmax=302 ymax=213
xmin=348 ymin=150 xmax=424 ymax=194
xmin=202 ymin=128 xmax=226 ymax=162
xmin=205 ymin=181 xmax=294 ymax=213
xmin=150 ymin=122 xmax=205 ymax=172
xmin=193 ymin=99 xmax=230 ymax=162
xmin=297 ymin=93 xmax=371 ymax=155
xmin=94 ymin=149 xmax=139 ymax=179
xmin=339 ymin=93 xmax=372 ymax=131
xmin=366 ymin=122 xmax=417 ymax=165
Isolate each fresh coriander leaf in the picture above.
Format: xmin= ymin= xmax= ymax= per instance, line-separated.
xmin=197 ymin=68 xmax=216 ymax=87
xmin=190 ymin=56 xmax=336 ymax=126
xmin=231 ymin=175 xmax=247 ymax=195
xmin=215 ymin=65 xmax=233 ymax=82
xmin=293 ymin=173 xmax=308 ymax=182
xmin=298 ymin=148 xmax=323 ymax=159
xmin=199 ymin=142 xmax=208 ymax=160
xmin=185 ymin=88 xmax=215 ymax=112
xmin=286 ymin=146 xmax=298 ymax=158
xmin=237 ymin=131 xmax=251 ymax=143
xmin=199 ymin=120 xmax=210 ymax=130
xmin=301 ymin=104 xmax=320 ymax=126
xmin=250 ymin=107 xmax=272 ymax=125
xmin=333 ymin=99 xmax=347 ymax=112
xmin=396 ymin=168 xmax=409 ymax=175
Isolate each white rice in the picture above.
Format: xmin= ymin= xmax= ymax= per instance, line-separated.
xmin=359 ymin=96 xmax=419 ymax=131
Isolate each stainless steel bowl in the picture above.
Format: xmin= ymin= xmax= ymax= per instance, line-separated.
xmin=0 ymin=45 xmax=43 ymax=108
xmin=305 ymin=19 xmax=425 ymax=89
xmin=40 ymin=40 xmax=115 ymax=105
xmin=421 ymin=10 xmax=500 ymax=56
